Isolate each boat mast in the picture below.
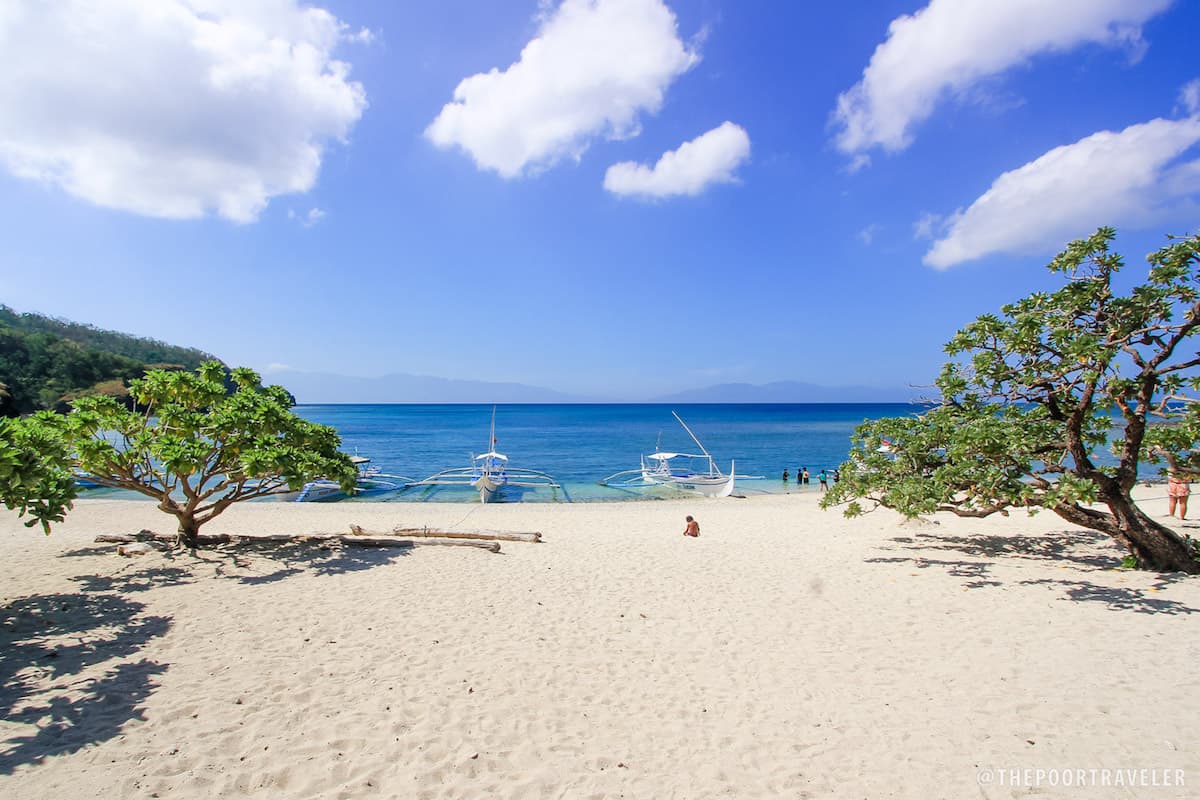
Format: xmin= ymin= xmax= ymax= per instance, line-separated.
xmin=488 ymin=405 xmax=497 ymax=453
xmin=671 ymin=410 xmax=715 ymax=466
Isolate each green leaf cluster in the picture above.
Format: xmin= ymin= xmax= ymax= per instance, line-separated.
xmin=0 ymin=413 xmax=76 ymax=533
xmin=2 ymin=362 xmax=356 ymax=545
xmin=822 ymin=228 xmax=1200 ymax=572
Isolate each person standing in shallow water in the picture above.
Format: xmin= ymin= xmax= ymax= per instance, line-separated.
xmin=683 ymin=515 xmax=700 ymax=537
xmin=782 ymin=468 xmax=789 ymax=485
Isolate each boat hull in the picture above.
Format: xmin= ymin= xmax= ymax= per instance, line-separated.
xmin=640 ymin=459 xmax=736 ymax=498
xmin=288 ymin=476 xmax=404 ymax=502
xmin=668 ymin=474 xmax=735 ymax=497
xmin=473 ymin=474 xmax=501 ymax=503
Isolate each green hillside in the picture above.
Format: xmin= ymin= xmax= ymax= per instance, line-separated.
xmin=0 ymin=305 xmax=221 ymax=416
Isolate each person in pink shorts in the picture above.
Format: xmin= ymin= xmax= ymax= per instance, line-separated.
xmin=1167 ymin=473 xmax=1190 ymax=520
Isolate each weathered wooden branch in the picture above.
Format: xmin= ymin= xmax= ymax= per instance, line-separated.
xmin=96 ymin=529 xmax=503 ymax=553
xmin=344 ymin=536 xmax=500 ymax=552
xmin=95 ymin=533 xmax=138 ymax=543
xmin=95 ymin=530 xmax=179 ymax=544
xmin=386 ymin=525 xmax=542 ymax=544
xmin=346 ymin=524 xmax=540 ymax=543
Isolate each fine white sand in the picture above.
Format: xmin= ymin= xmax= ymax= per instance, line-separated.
xmin=1 ymin=489 xmax=1197 ymax=799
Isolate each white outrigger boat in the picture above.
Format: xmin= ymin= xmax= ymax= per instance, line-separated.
xmin=286 ymin=456 xmax=411 ymax=502
xmin=600 ymin=411 xmax=736 ymax=497
xmin=406 ymin=408 xmax=565 ymax=503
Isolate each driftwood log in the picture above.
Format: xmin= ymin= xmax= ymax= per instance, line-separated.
xmin=95 ymin=530 xmax=503 ymax=553
xmin=95 ymin=530 xmax=179 ymax=544
xmin=345 ymin=536 xmax=500 ymax=552
xmin=347 ymin=524 xmax=541 ymax=543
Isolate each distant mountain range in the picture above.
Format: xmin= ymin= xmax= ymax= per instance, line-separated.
xmin=271 ymin=370 xmax=919 ymax=404
xmin=269 ymin=369 xmax=590 ymax=404
xmin=0 ymin=303 xmax=920 ymax=412
xmin=650 ymin=381 xmax=920 ymax=403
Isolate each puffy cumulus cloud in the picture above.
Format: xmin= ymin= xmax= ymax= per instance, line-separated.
xmin=603 ymin=121 xmax=749 ymax=199
xmin=425 ymin=0 xmax=698 ymax=178
xmin=832 ymin=0 xmax=1173 ymax=159
xmin=924 ymin=117 xmax=1200 ymax=269
xmin=0 ymin=1 xmax=367 ymax=223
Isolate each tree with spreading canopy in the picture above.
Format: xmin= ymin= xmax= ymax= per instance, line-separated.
xmin=821 ymin=228 xmax=1200 ymax=574
xmin=0 ymin=362 xmax=356 ymax=548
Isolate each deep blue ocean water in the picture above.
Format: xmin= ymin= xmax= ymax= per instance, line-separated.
xmin=291 ymin=403 xmax=923 ymax=502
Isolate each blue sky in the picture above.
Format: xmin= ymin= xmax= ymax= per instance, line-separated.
xmin=1 ymin=0 xmax=1198 ymax=399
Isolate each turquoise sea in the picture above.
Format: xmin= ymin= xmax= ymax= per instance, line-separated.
xmin=291 ymin=403 xmax=923 ymax=502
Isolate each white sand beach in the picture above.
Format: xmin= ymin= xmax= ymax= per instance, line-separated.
xmin=1 ymin=489 xmax=1197 ymax=799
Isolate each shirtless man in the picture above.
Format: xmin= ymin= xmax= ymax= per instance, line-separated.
xmin=683 ymin=515 xmax=700 ymax=537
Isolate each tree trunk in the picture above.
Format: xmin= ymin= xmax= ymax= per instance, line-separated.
xmin=1116 ymin=503 xmax=1199 ymax=573
xmin=177 ymin=515 xmax=202 ymax=549
xmin=1056 ymin=492 xmax=1199 ymax=573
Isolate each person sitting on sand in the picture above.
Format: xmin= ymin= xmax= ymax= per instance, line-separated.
xmin=683 ymin=515 xmax=700 ymax=537
xmin=1167 ymin=472 xmax=1190 ymax=520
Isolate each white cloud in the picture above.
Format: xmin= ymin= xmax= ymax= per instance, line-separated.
xmin=346 ymin=26 xmax=378 ymax=45
xmin=603 ymin=121 xmax=749 ymax=199
xmin=290 ymin=207 xmax=326 ymax=227
xmin=924 ymin=116 xmax=1200 ymax=269
xmin=857 ymin=223 xmax=880 ymax=246
xmin=1180 ymin=79 xmax=1200 ymax=116
xmin=832 ymin=0 xmax=1173 ymax=159
xmin=0 ymin=1 xmax=367 ymax=223
xmin=425 ymin=0 xmax=698 ymax=178
xmin=845 ymin=154 xmax=871 ymax=174
xmin=912 ymin=211 xmax=943 ymax=240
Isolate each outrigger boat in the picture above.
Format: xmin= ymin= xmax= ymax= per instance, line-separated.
xmin=600 ymin=411 xmax=736 ymax=497
xmin=406 ymin=407 xmax=565 ymax=503
xmin=286 ymin=455 xmax=410 ymax=502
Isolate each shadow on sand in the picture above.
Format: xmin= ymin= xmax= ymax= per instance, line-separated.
xmin=0 ymin=592 xmax=170 ymax=774
xmin=0 ymin=537 xmax=415 ymax=773
xmin=866 ymin=529 xmax=1200 ymax=614
xmin=61 ymin=536 xmax=414 ymax=592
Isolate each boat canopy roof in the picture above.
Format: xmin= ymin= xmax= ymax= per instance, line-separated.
xmin=350 ymin=456 xmax=371 ymax=465
xmin=475 ymin=451 xmax=509 ymax=461
xmin=646 ymin=452 xmax=705 ymax=461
